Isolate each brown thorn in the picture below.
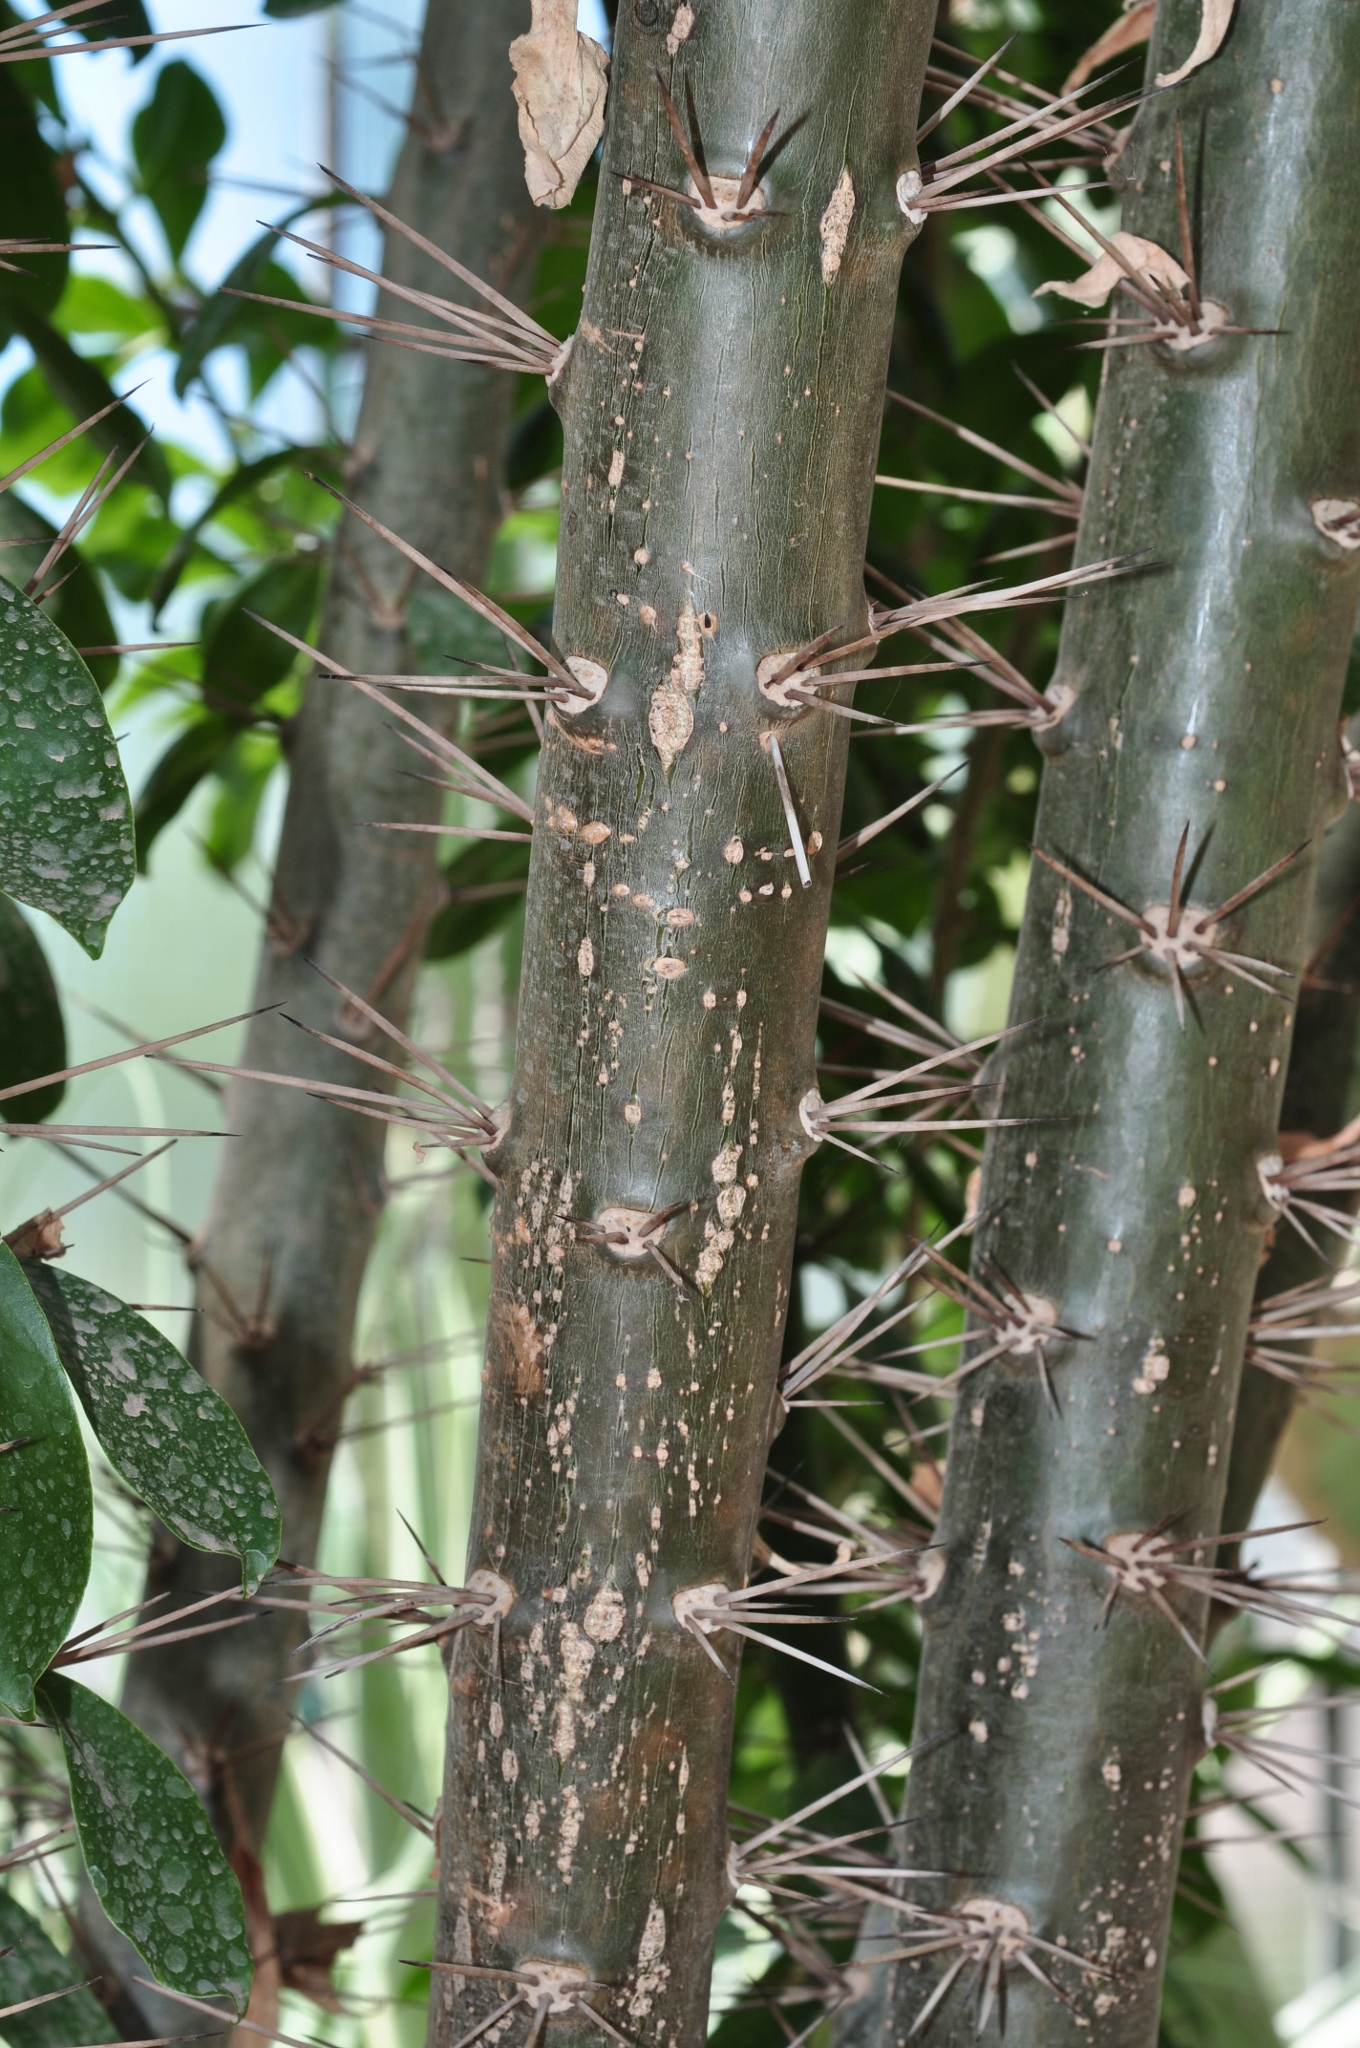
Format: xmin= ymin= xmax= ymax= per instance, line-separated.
xmin=300 ymin=478 xmax=572 ymax=687
xmin=886 ymin=390 xmax=1081 ymax=504
xmin=1012 ymin=363 xmax=1092 ymax=460
xmin=655 ymin=72 xmax=715 ymax=209
xmin=1166 ymin=821 xmax=1190 ymax=938
xmin=763 ymin=733 xmax=812 ymax=887
xmin=737 ymin=107 xmax=780 ymax=212
xmin=1173 ymin=115 xmax=1201 ymax=326
xmin=320 ymin=167 xmax=554 ymax=347
xmin=1028 ymin=844 xmax=1155 ymax=936
xmin=915 ymin=35 xmax=1016 ymax=143
xmin=1208 ymin=840 xmax=1309 ymax=924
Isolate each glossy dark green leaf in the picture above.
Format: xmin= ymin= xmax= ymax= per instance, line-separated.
xmin=131 ymin=62 xmax=227 ymax=262
xmin=0 ymin=493 xmax=118 ymax=691
xmin=424 ymin=837 xmax=530 ymax=963
xmin=406 ymin=585 xmax=511 ymax=674
xmin=4 ymin=307 xmax=170 ymax=506
xmin=0 ymin=1244 xmax=92 ymax=1721
xmin=0 ymin=0 xmax=58 ymax=111
xmin=173 ymin=202 xmax=339 ymax=399
xmin=202 ymin=729 xmax=281 ymax=872
xmin=263 ymin=0 xmax=342 ymax=16
xmin=0 ymin=1888 xmax=111 ymax=2048
xmin=201 ymin=555 xmax=322 ymax=706
xmin=0 ymin=72 xmax=68 ymax=332
xmin=0 ymin=891 xmax=65 ymax=1122
xmin=134 ymin=715 xmax=235 ymax=872
xmin=505 ymin=397 xmax=563 ymax=494
xmin=148 ymin=446 xmax=325 ymax=616
xmin=39 ymin=1673 xmax=252 ymax=2014
xmin=24 ymin=1264 xmax=281 ymax=1594
xmin=0 ymin=580 xmax=134 ymax=957
xmin=174 ymin=224 xmax=282 ymax=398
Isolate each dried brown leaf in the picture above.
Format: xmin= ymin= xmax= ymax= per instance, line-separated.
xmin=509 ymin=0 xmax=609 ymax=211
xmin=1156 ymin=0 xmax=1236 ymax=87
xmin=1064 ymin=3 xmax=1154 ymax=94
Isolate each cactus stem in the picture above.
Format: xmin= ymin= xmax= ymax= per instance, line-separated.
xmin=873 ymin=1896 xmax=1107 ymax=2039
xmin=1031 ymin=832 xmax=1305 ymax=1028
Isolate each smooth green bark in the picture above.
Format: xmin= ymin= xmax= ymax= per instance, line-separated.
xmin=116 ymin=0 xmax=542 ymax=1864
xmin=429 ymin=8 xmax=934 ymax=2046
xmin=867 ymin=3 xmax=1360 ymax=2042
xmin=1220 ymin=751 xmax=1360 ymax=1544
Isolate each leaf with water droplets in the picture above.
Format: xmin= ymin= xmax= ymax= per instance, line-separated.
xmin=25 ymin=1265 xmax=281 ymax=1595
xmin=0 ymin=581 xmax=134 ymax=958
xmin=0 ymin=1243 xmax=92 ymax=1720
xmin=38 ymin=1673 xmax=252 ymax=2014
xmin=0 ymin=1887 xmax=111 ymax=2048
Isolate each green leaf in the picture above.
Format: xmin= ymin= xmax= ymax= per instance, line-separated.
xmin=38 ymin=1673 xmax=252 ymax=2014
xmin=3 ymin=307 xmax=170 ymax=507
xmin=23 ymin=1264 xmax=281 ymax=1594
xmin=174 ymin=224 xmax=282 ymax=398
xmin=262 ymin=0 xmax=342 ymax=16
xmin=133 ymin=715 xmax=234 ymax=871
xmin=131 ymin=62 xmax=227 ymax=263
xmin=54 ymin=272 xmax=165 ymax=350
xmin=0 ymin=2 xmax=58 ymax=112
xmin=202 ymin=555 xmax=322 ymax=706
xmin=0 ymin=491 xmax=119 ymax=691
xmin=1159 ymin=1918 xmax=1279 ymax=2047
xmin=173 ymin=202 xmax=339 ymax=399
xmin=202 ymin=728 xmax=282 ymax=872
xmin=406 ymin=585 xmax=512 ymax=673
xmin=425 ymin=836 xmax=531 ymax=962
xmin=0 ymin=73 xmax=69 ymax=333
xmin=0 ymin=580 xmax=134 ymax=957
xmin=148 ymin=446 xmax=324 ymax=616
xmin=0 ymin=891 xmax=66 ymax=1121
xmin=0 ymin=1244 xmax=92 ymax=1721
xmin=0 ymin=1888 xmax=112 ymax=2048
xmin=505 ymin=397 xmax=564 ymax=493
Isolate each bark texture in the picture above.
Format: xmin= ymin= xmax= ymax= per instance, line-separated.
xmin=1219 ymin=752 xmax=1360 ymax=1542
xmin=428 ymin=9 xmax=934 ymax=2047
xmin=861 ymin=3 xmax=1360 ymax=2042
xmin=120 ymin=0 xmax=543 ymax=1853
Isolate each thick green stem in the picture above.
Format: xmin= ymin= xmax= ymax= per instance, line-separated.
xmin=428 ymin=9 xmax=934 ymax=2047
xmin=1220 ymin=756 xmax=1360 ymax=1542
xmin=118 ymin=0 xmax=542 ymax=1858
xmin=864 ymin=3 xmax=1360 ymax=2042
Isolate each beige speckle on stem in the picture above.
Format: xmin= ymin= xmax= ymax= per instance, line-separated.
xmin=1312 ymin=499 xmax=1360 ymax=550
xmin=559 ymin=655 xmax=608 ymax=716
xmin=664 ymin=4 xmax=693 ymax=56
xmin=584 ymin=1583 xmax=625 ymax=1642
xmin=818 ymin=168 xmax=855 ymax=285
xmin=649 ymin=682 xmax=694 ymax=772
